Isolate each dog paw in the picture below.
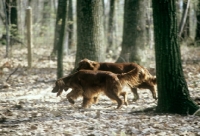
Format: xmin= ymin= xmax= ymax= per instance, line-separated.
xmin=124 ymin=101 xmax=128 ymax=106
xmin=132 ymin=98 xmax=139 ymax=102
xmin=68 ymin=98 xmax=75 ymax=104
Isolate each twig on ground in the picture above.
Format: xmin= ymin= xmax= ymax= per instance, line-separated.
xmin=6 ymin=67 xmax=19 ymax=82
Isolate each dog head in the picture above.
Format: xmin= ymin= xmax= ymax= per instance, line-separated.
xmin=52 ymin=79 xmax=66 ymax=96
xmin=77 ymin=58 xmax=100 ymax=71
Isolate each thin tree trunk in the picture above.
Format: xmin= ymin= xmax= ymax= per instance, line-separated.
xmin=178 ymin=0 xmax=190 ymax=37
xmin=41 ymin=0 xmax=50 ymax=36
xmin=53 ymin=0 xmax=67 ymax=78
xmin=2 ymin=0 xmax=10 ymax=57
xmin=107 ymin=0 xmax=115 ymax=50
xmin=195 ymin=0 xmax=200 ymax=46
xmin=68 ymin=0 xmax=74 ymax=50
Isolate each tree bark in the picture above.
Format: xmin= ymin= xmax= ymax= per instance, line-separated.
xmin=40 ymin=0 xmax=50 ymax=36
xmin=75 ymin=0 xmax=104 ymax=67
xmin=68 ymin=0 xmax=74 ymax=49
xmin=116 ymin=0 xmax=146 ymax=64
xmin=53 ymin=0 xmax=67 ymax=78
xmin=178 ymin=0 xmax=190 ymax=37
xmin=107 ymin=0 xmax=116 ymax=53
xmin=195 ymin=0 xmax=200 ymax=46
xmin=6 ymin=0 xmax=18 ymax=37
xmin=152 ymin=0 xmax=199 ymax=115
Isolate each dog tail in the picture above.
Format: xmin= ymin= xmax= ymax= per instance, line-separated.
xmin=117 ymin=67 xmax=141 ymax=87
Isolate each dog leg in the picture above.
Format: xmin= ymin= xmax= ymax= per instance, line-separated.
xmin=138 ymin=83 xmax=157 ymax=100
xmin=131 ymin=88 xmax=139 ymax=101
xmin=93 ymin=96 xmax=99 ymax=104
xmin=105 ymin=91 xmax=123 ymax=109
xmin=120 ymin=91 xmax=128 ymax=105
xmin=82 ymin=97 xmax=93 ymax=108
xmin=67 ymin=89 xmax=83 ymax=104
xmin=149 ymin=86 xmax=157 ymax=100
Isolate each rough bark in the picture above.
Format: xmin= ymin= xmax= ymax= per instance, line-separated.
xmin=152 ymin=0 xmax=199 ymax=115
xmin=195 ymin=0 xmax=200 ymax=46
xmin=107 ymin=0 xmax=116 ymax=54
xmin=75 ymin=0 xmax=104 ymax=67
xmin=116 ymin=0 xmax=146 ymax=64
xmin=68 ymin=0 xmax=74 ymax=49
xmin=53 ymin=0 xmax=67 ymax=78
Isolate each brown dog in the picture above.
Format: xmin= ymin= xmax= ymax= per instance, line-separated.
xmin=76 ymin=58 xmax=157 ymax=101
xmin=52 ymin=68 xmax=142 ymax=109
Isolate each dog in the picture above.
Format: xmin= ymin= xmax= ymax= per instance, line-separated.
xmin=52 ymin=68 xmax=142 ymax=109
xmin=76 ymin=58 xmax=157 ymax=101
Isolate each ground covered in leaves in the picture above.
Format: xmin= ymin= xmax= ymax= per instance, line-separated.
xmin=0 ymin=45 xmax=200 ymax=136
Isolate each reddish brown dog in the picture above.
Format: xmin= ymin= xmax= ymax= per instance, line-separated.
xmin=76 ymin=58 xmax=157 ymax=101
xmin=52 ymin=68 xmax=142 ymax=109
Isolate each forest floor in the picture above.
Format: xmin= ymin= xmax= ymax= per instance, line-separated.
xmin=0 ymin=45 xmax=200 ymax=136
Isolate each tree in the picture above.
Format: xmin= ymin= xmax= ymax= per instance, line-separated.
xmin=6 ymin=0 xmax=18 ymax=37
xmin=106 ymin=0 xmax=116 ymax=55
xmin=74 ymin=0 xmax=104 ymax=67
xmin=68 ymin=0 xmax=74 ymax=50
xmin=40 ymin=0 xmax=51 ymax=36
xmin=152 ymin=0 xmax=199 ymax=115
xmin=178 ymin=0 xmax=190 ymax=40
xmin=116 ymin=0 xmax=146 ymax=64
xmin=53 ymin=0 xmax=67 ymax=78
xmin=146 ymin=0 xmax=154 ymax=49
xmin=195 ymin=0 xmax=200 ymax=46
xmin=2 ymin=0 xmax=19 ymax=57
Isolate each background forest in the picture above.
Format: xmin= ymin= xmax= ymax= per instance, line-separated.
xmin=0 ymin=0 xmax=200 ymax=135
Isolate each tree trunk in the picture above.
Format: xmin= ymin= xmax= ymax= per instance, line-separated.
xmin=6 ymin=0 xmax=18 ymax=37
xmin=179 ymin=1 xmax=190 ymax=41
xmin=106 ymin=0 xmax=116 ymax=54
xmin=195 ymin=0 xmax=200 ymax=46
xmin=40 ymin=0 xmax=50 ymax=36
xmin=178 ymin=0 xmax=190 ymax=38
xmin=75 ymin=0 xmax=104 ymax=67
xmin=68 ymin=0 xmax=74 ymax=50
xmin=152 ymin=0 xmax=199 ymax=115
xmin=116 ymin=0 xmax=146 ymax=64
xmin=146 ymin=0 xmax=154 ymax=49
xmin=53 ymin=0 xmax=67 ymax=78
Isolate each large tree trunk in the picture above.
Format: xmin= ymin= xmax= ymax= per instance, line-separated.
xmin=116 ymin=0 xmax=146 ymax=65
xmin=152 ymin=0 xmax=199 ymax=115
xmin=53 ymin=0 xmax=67 ymax=78
xmin=75 ymin=0 xmax=104 ymax=67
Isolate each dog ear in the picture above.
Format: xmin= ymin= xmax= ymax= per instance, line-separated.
xmin=56 ymin=79 xmax=65 ymax=96
xmin=84 ymin=59 xmax=96 ymax=70
xmin=77 ymin=59 xmax=91 ymax=70
xmin=152 ymin=76 xmax=157 ymax=85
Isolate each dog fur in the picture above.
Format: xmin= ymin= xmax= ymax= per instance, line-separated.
xmin=76 ymin=58 xmax=157 ymax=101
xmin=52 ymin=68 xmax=141 ymax=109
